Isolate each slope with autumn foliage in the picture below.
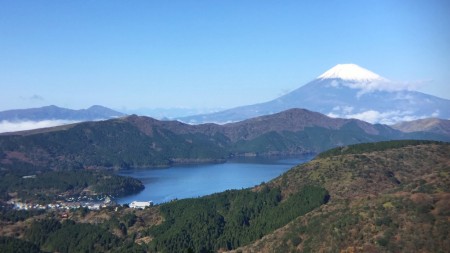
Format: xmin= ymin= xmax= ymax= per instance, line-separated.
xmin=232 ymin=141 xmax=450 ymax=252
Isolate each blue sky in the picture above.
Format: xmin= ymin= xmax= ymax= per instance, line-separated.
xmin=0 ymin=0 xmax=449 ymax=113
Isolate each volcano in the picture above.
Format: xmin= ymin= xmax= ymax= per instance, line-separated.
xmin=180 ymin=64 xmax=450 ymax=124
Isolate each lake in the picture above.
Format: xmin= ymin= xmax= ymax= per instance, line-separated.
xmin=116 ymin=154 xmax=314 ymax=205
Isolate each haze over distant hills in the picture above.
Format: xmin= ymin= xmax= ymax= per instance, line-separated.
xmin=0 ymin=105 xmax=125 ymax=133
xmin=180 ymin=64 xmax=450 ymax=125
xmin=0 ymin=105 xmax=125 ymax=121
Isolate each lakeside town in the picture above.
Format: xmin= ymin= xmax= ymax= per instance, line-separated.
xmin=4 ymin=195 xmax=153 ymax=211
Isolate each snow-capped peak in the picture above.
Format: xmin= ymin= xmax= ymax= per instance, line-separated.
xmin=318 ymin=64 xmax=385 ymax=82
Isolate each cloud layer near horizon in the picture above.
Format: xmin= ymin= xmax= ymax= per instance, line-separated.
xmin=0 ymin=120 xmax=78 ymax=133
xmin=327 ymin=108 xmax=440 ymax=125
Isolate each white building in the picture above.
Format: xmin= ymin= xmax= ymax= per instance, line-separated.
xmin=87 ymin=204 xmax=101 ymax=210
xmin=129 ymin=201 xmax=153 ymax=209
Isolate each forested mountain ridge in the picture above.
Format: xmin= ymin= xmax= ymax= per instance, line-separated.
xmin=1 ymin=109 xmax=449 ymax=170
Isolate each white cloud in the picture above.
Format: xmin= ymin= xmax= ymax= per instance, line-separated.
xmin=328 ymin=108 xmax=440 ymax=125
xmin=431 ymin=110 xmax=440 ymax=117
xmin=331 ymin=106 xmax=354 ymax=114
xmin=0 ymin=120 xmax=78 ymax=134
xmin=347 ymin=110 xmax=383 ymax=123
xmin=350 ymin=110 xmax=428 ymax=125
xmin=393 ymin=93 xmax=414 ymax=101
xmin=326 ymin=112 xmax=340 ymax=118
xmin=328 ymin=79 xmax=420 ymax=98
xmin=328 ymin=80 xmax=340 ymax=88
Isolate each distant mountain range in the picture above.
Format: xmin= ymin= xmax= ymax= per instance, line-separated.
xmin=0 ymin=105 xmax=125 ymax=122
xmin=1 ymin=108 xmax=448 ymax=170
xmin=391 ymin=118 xmax=450 ymax=136
xmin=180 ymin=64 xmax=450 ymax=124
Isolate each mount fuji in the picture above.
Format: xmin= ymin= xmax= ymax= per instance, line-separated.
xmin=181 ymin=64 xmax=450 ymax=124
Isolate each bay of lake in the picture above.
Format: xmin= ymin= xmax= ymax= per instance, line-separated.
xmin=116 ymin=154 xmax=314 ymax=205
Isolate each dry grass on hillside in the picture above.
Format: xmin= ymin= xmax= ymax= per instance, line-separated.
xmin=232 ymin=144 xmax=450 ymax=253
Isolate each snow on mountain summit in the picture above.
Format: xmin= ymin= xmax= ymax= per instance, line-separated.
xmin=181 ymin=63 xmax=450 ymax=125
xmin=318 ymin=64 xmax=385 ymax=82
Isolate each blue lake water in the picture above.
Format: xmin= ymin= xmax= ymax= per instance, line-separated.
xmin=116 ymin=154 xmax=314 ymax=205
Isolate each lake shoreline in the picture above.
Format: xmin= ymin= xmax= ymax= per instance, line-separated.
xmin=114 ymin=152 xmax=317 ymax=171
xmin=115 ymin=154 xmax=315 ymax=205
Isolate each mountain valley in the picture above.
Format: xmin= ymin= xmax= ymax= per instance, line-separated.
xmin=2 ymin=1 xmax=450 ymax=252
xmin=1 ymin=140 xmax=448 ymax=252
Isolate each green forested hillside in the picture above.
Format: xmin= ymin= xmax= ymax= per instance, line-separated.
xmin=229 ymin=123 xmax=391 ymax=155
xmin=147 ymin=185 xmax=328 ymax=252
xmin=25 ymin=219 xmax=119 ymax=253
xmin=0 ymin=169 xmax=144 ymax=203
xmin=1 ymin=140 xmax=448 ymax=253
xmin=0 ymin=118 xmax=228 ymax=170
xmin=0 ymin=236 xmax=42 ymax=253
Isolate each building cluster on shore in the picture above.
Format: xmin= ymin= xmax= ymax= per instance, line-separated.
xmin=6 ymin=197 xmax=154 ymax=211
xmin=7 ymin=196 xmax=115 ymax=211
